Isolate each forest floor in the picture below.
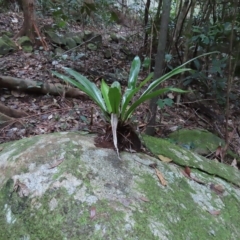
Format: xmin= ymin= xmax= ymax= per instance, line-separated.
xmin=0 ymin=11 xmax=239 ymax=167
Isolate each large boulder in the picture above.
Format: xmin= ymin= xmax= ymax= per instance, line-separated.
xmin=168 ymin=129 xmax=240 ymax=162
xmin=0 ymin=132 xmax=239 ymax=239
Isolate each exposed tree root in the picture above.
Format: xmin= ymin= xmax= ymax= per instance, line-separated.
xmin=0 ymin=112 xmax=14 ymax=127
xmin=0 ymin=102 xmax=27 ymax=118
xmin=0 ymin=75 xmax=88 ymax=99
xmin=0 ymin=101 xmax=27 ymax=127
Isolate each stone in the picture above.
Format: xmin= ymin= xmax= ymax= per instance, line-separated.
xmin=54 ymin=47 xmax=64 ymax=56
xmin=90 ymin=34 xmax=102 ymax=47
xmin=83 ymin=30 xmax=94 ymax=41
xmin=110 ymin=33 xmax=119 ymax=43
xmin=0 ymin=38 xmax=15 ymax=55
xmin=110 ymin=33 xmax=125 ymax=43
xmin=0 ymin=132 xmax=239 ymax=239
xmin=1 ymin=31 xmax=13 ymax=38
xmin=87 ymin=43 xmax=97 ymax=51
xmin=66 ymin=37 xmax=77 ymax=49
xmin=17 ymin=36 xmax=33 ymax=53
xmin=72 ymin=36 xmax=82 ymax=45
xmin=104 ymin=49 xmax=112 ymax=59
xmin=120 ymin=46 xmax=135 ymax=61
xmin=45 ymin=31 xmax=66 ymax=45
xmin=2 ymin=35 xmax=16 ymax=49
xmin=168 ymin=129 xmax=240 ymax=162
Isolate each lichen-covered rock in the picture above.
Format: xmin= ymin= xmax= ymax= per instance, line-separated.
xmin=110 ymin=33 xmax=125 ymax=43
xmin=1 ymin=31 xmax=13 ymax=38
xmin=17 ymin=36 xmax=33 ymax=53
xmin=104 ymin=49 xmax=112 ymax=59
xmin=168 ymin=129 xmax=225 ymax=154
xmin=83 ymin=30 xmax=94 ymax=41
xmin=0 ymin=132 xmax=239 ymax=239
xmin=45 ymin=31 xmax=66 ymax=45
xmin=87 ymin=43 xmax=97 ymax=51
xmin=168 ymin=129 xmax=240 ymax=162
xmin=54 ymin=47 xmax=64 ymax=56
xmin=2 ymin=35 xmax=16 ymax=49
xmin=72 ymin=35 xmax=82 ymax=45
xmin=0 ymin=36 xmax=15 ymax=55
xmin=66 ymin=37 xmax=77 ymax=49
xmin=90 ymin=34 xmax=102 ymax=47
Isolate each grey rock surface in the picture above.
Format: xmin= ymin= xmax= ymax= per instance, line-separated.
xmin=0 ymin=132 xmax=239 ymax=239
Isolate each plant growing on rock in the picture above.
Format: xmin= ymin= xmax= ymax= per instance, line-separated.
xmin=52 ymin=54 xmax=214 ymax=159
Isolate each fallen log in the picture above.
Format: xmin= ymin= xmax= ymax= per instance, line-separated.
xmin=0 ymin=75 xmax=88 ymax=99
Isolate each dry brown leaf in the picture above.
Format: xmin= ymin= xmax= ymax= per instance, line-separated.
xmin=90 ymin=206 xmax=96 ymax=220
xmin=138 ymin=123 xmax=146 ymax=128
xmin=139 ymin=196 xmax=150 ymax=202
xmin=155 ymin=168 xmax=167 ymax=186
xmin=184 ymin=166 xmax=191 ymax=177
xmin=210 ymin=184 xmax=225 ymax=195
xmin=181 ymin=170 xmax=191 ymax=178
xmin=182 ymin=167 xmax=206 ymax=185
xmin=208 ymin=210 xmax=221 ymax=215
xmin=11 ymin=90 xmax=25 ymax=98
xmin=48 ymin=158 xmax=64 ymax=169
xmin=158 ymin=155 xmax=172 ymax=163
xmin=13 ymin=179 xmax=30 ymax=197
xmin=215 ymin=146 xmax=223 ymax=160
xmin=191 ymin=176 xmax=206 ymax=185
xmin=231 ymin=159 xmax=238 ymax=169
xmin=167 ymin=92 xmax=174 ymax=99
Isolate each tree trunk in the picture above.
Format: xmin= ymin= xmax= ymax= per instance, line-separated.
xmin=143 ymin=0 xmax=151 ymax=48
xmin=145 ymin=0 xmax=172 ymax=135
xmin=171 ymin=0 xmax=191 ymax=52
xmin=15 ymin=0 xmax=37 ymax=42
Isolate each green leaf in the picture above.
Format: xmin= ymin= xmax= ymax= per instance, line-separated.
xmin=123 ymin=88 xmax=187 ymax=121
xmin=108 ymin=81 xmax=121 ymax=114
xmin=121 ymin=56 xmax=141 ymax=118
xmin=53 ymin=68 xmax=107 ymax=113
xmin=128 ymin=56 xmax=141 ymax=90
xmin=139 ymin=72 xmax=154 ymax=88
xmin=142 ymin=57 xmax=151 ymax=69
xmin=141 ymin=51 xmax=219 ymax=98
xmin=110 ymin=11 xmax=120 ymax=22
xmin=141 ymin=68 xmax=191 ymax=97
xmin=101 ymin=79 xmax=112 ymax=113
xmin=120 ymin=72 xmax=154 ymax=119
xmin=80 ymin=115 xmax=89 ymax=123
xmin=157 ymin=98 xmax=174 ymax=108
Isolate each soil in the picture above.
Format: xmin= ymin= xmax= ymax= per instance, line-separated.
xmin=95 ymin=122 xmax=142 ymax=152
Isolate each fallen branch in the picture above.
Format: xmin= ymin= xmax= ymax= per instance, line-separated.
xmin=0 ymin=75 xmax=88 ymax=99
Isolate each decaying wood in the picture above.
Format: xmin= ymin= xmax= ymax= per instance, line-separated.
xmin=0 ymin=75 xmax=88 ymax=99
